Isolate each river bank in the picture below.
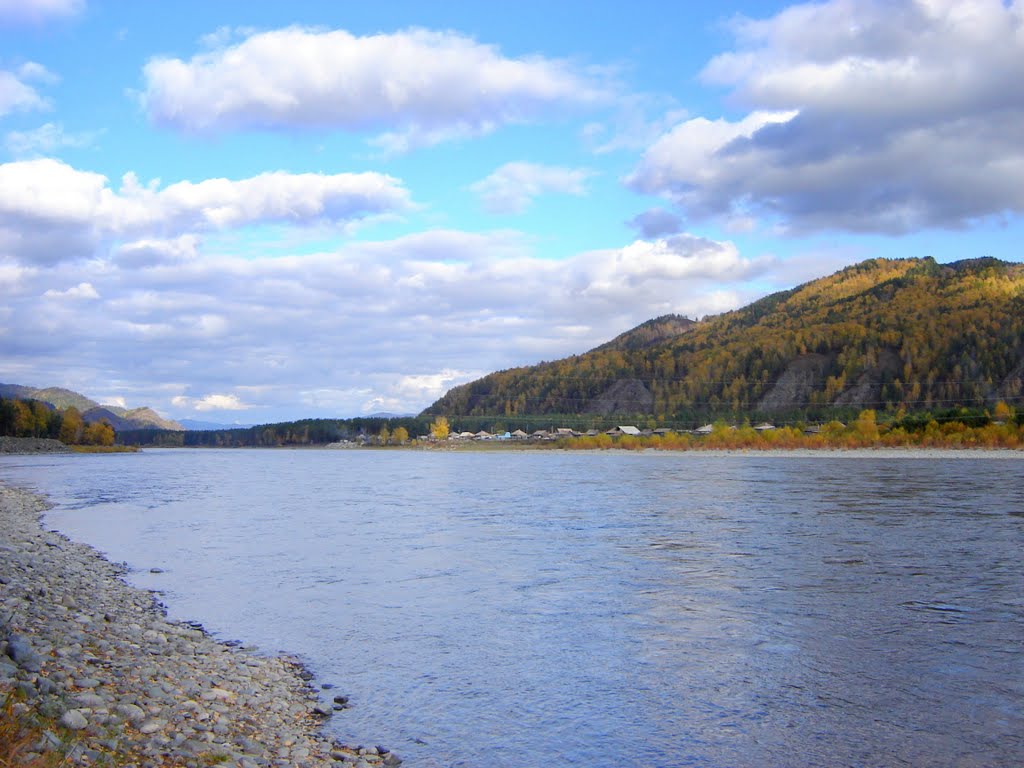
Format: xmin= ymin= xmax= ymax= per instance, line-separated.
xmin=0 ymin=483 xmax=400 ymax=768
xmin=0 ymin=437 xmax=70 ymax=454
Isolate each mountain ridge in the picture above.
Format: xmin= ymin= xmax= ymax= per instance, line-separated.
xmin=424 ymin=256 xmax=1024 ymax=422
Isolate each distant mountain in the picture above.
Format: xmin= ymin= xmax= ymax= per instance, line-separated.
xmin=424 ymin=257 xmax=1024 ymax=422
xmin=0 ymin=383 xmax=184 ymax=431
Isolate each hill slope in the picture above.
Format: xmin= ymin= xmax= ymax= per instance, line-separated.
xmin=424 ymin=257 xmax=1024 ymax=423
xmin=0 ymin=384 xmax=183 ymax=431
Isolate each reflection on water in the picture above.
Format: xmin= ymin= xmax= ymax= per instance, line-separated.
xmin=2 ymin=450 xmax=1022 ymax=767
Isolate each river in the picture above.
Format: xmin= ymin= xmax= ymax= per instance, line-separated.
xmin=1 ymin=448 xmax=1021 ymax=767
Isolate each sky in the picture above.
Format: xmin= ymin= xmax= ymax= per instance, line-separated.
xmin=1 ymin=0 xmax=1023 ymax=424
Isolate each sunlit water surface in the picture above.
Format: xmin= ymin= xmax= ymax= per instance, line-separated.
xmin=2 ymin=449 xmax=1022 ymax=767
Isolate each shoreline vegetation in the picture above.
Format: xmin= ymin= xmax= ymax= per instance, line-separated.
xmin=550 ymin=416 xmax=1024 ymax=452
xmin=0 ymin=483 xmax=400 ymax=768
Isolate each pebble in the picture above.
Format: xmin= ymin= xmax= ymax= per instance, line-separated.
xmin=138 ymin=718 xmax=168 ymax=734
xmin=0 ymin=484 xmax=401 ymax=768
xmin=60 ymin=709 xmax=89 ymax=730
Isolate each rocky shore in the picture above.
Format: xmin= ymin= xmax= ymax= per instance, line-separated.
xmin=0 ymin=437 xmax=71 ymax=454
xmin=0 ymin=483 xmax=400 ymax=768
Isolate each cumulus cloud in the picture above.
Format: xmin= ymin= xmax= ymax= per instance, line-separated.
xmin=42 ymin=281 xmax=99 ymax=300
xmin=114 ymin=235 xmax=201 ymax=268
xmin=172 ymin=393 xmax=253 ymax=412
xmin=471 ymin=162 xmax=594 ymax=214
xmin=0 ymin=0 xmax=82 ymax=25
xmin=142 ymin=26 xmax=608 ymax=149
xmin=1 ymin=226 xmax=780 ymax=419
xmin=5 ymin=122 xmax=99 ymax=157
xmin=0 ymin=158 xmax=411 ymax=264
xmin=630 ymin=0 xmax=1024 ymax=234
xmin=0 ymin=63 xmax=56 ymax=117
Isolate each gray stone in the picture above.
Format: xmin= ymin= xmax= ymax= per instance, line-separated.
xmin=41 ymin=730 xmax=62 ymax=749
xmin=60 ymin=709 xmax=89 ymax=730
xmin=36 ymin=695 xmax=65 ymax=719
xmin=138 ymin=718 xmax=167 ymax=734
xmin=5 ymin=635 xmax=42 ymax=672
xmin=116 ymin=702 xmax=147 ymax=722
xmin=73 ymin=692 xmax=106 ymax=708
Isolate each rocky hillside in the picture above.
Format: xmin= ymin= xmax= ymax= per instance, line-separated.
xmin=424 ymin=257 xmax=1024 ymax=422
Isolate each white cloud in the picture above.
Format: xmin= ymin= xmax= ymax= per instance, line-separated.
xmin=42 ymin=281 xmax=99 ymax=300
xmin=172 ymin=393 xmax=253 ymax=412
xmin=471 ymin=162 xmax=594 ymax=214
xmin=0 ymin=0 xmax=82 ymax=25
xmin=142 ymin=26 xmax=609 ymax=149
xmin=114 ymin=235 xmax=201 ymax=268
xmin=5 ymin=122 xmax=99 ymax=157
xmin=630 ymin=0 xmax=1024 ymax=234
xmin=0 ymin=63 xmax=56 ymax=117
xmin=0 ymin=158 xmax=411 ymax=264
xmin=582 ymin=100 xmax=689 ymax=155
xmin=1 ymin=226 xmax=779 ymax=419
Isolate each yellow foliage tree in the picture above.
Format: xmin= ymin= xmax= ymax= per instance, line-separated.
xmin=429 ymin=416 xmax=450 ymax=440
xmin=392 ymin=426 xmax=409 ymax=444
xmin=83 ymin=420 xmax=115 ymax=446
xmin=854 ymin=409 xmax=879 ymax=442
xmin=993 ymin=400 xmax=1014 ymax=422
xmin=59 ymin=407 xmax=84 ymax=445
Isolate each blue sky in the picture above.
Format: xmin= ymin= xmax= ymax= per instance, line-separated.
xmin=2 ymin=0 xmax=1023 ymax=423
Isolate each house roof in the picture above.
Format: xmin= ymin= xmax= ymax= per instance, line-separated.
xmin=618 ymin=425 xmax=641 ymax=435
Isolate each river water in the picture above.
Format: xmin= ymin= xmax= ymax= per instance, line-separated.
xmin=1 ymin=449 xmax=1021 ymax=767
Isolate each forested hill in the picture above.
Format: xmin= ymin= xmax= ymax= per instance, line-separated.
xmin=0 ymin=383 xmax=183 ymax=431
xmin=424 ymin=257 xmax=1024 ymax=424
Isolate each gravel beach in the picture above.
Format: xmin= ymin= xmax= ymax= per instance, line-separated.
xmin=0 ymin=482 xmax=400 ymax=768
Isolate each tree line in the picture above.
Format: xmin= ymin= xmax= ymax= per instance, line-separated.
xmin=117 ymin=416 xmax=437 ymax=448
xmin=0 ymin=397 xmax=115 ymax=446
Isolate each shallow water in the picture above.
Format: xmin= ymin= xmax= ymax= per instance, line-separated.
xmin=2 ymin=449 xmax=1022 ymax=767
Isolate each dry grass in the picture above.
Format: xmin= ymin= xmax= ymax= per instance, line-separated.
xmin=0 ymin=691 xmax=59 ymax=768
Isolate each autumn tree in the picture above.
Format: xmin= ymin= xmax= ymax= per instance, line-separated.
xmin=430 ymin=416 xmax=450 ymax=440
xmin=378 ymin=426 xmax=391 ymax=445
xmin=83 ymin=420 xmax=115 ymax=446
xmin=12 ymin=400 xmax=33 ymax=437
xmin=392 ymin=426 xmax=409 ymax=444
xmin=993 ymin=400 xmax=1014 ymax=423
xmin=59 ymin=406 xmax=84 ymax=444
xmin=854 ymin=409 xmax=879 ymax=442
